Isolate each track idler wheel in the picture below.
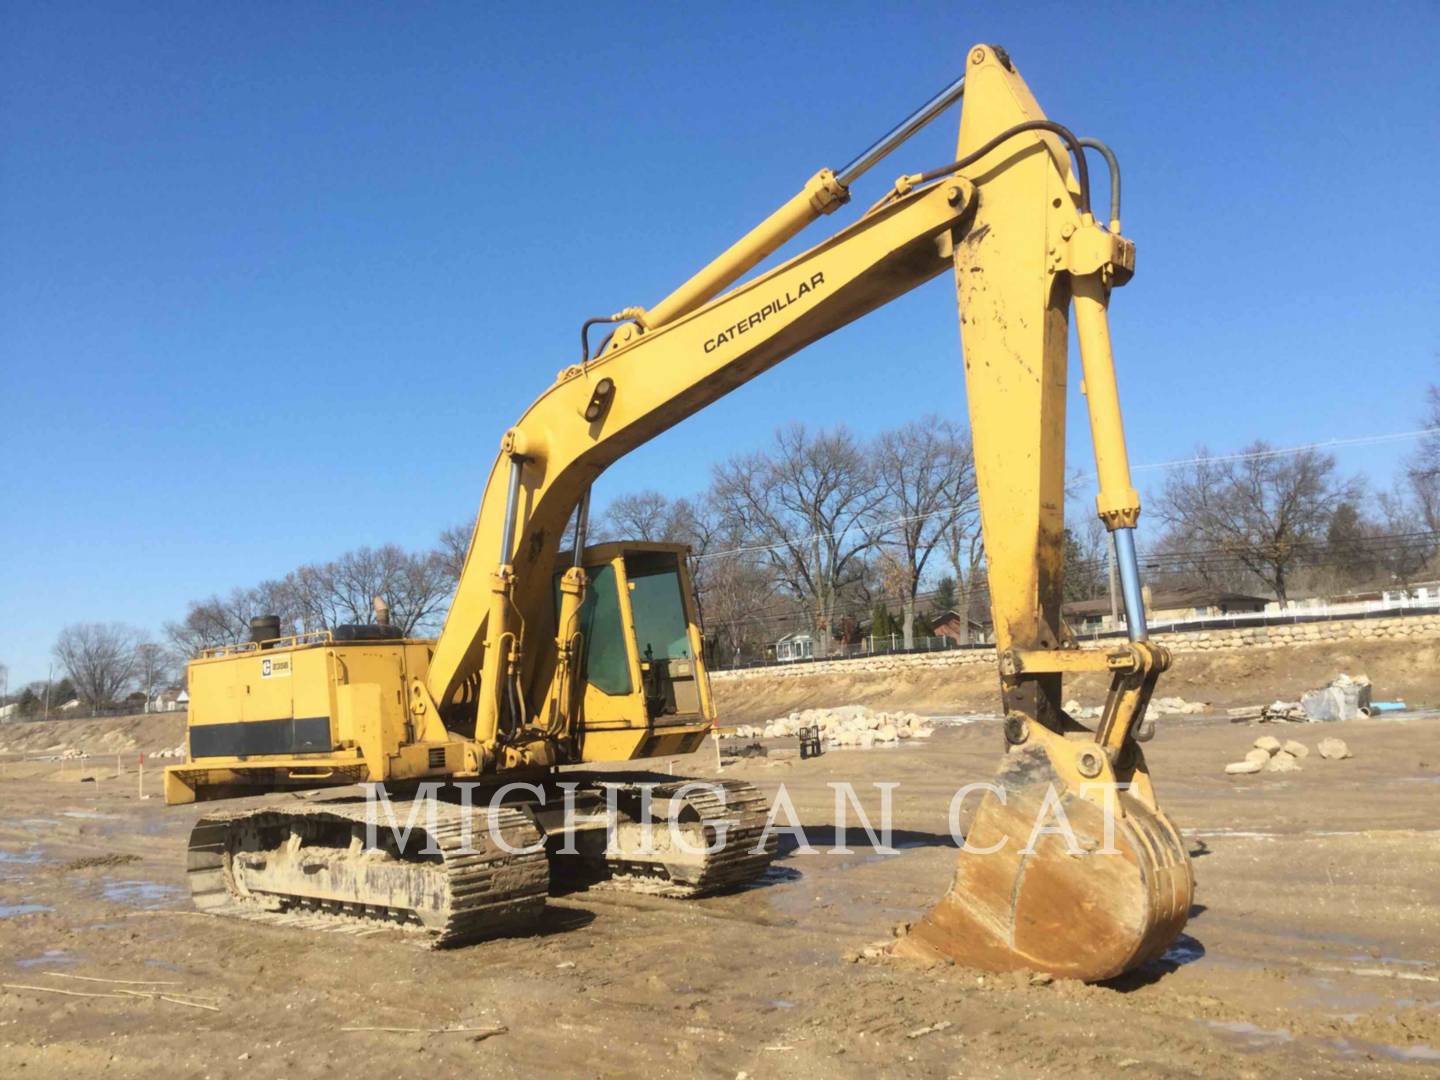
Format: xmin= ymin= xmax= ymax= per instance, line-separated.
xmin=896 ymin=730 xmax=1192 ymax=982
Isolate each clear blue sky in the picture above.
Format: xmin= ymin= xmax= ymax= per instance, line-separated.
xmin=2 ymin=3 xmax=1437 ymax=686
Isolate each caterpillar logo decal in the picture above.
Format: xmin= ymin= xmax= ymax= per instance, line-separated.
xmin=704 ymin=271 xmax=825 ymax=354
xmin=260 ymin=656 xmax=292 ymax=679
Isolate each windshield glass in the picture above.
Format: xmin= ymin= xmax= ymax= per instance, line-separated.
xmin=624 ymin=551 xmax=692 ymax=662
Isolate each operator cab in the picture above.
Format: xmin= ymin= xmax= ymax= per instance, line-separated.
xmin=555 ymin=541 xmax=714 ymax=759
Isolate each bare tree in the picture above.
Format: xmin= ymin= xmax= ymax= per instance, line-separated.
xmin=54 ymin=623 xmax=141 ymax=715
xmin=597 ymin=491 xmax=714 ymax=552
xmin=437 ymin=523 xmax=472 ymax=582
xmin=940 ymin=517 xmax=986 ymax=641
xmin=871 ymin=417 xmax=976 ymax=648
xmin=1062 ymin=521 xmax=1109 ymax=602
xmin=710 ymin=424 xmax=881 ymax=656
xmin=133 ymin=641 xmax=170 ymax=710
xmin=288 ymin=545 xmax=452 ymax=635
xmin=1154 ymin=443 xmax=1359 ymax=606
xmin=1405 ymin=381 xmax=1440 ymax=533
xmin=597 ymin=491 xmax=674 ymax=542
xmin=929 ymin=434 xmax=984 ymax=642
xmin=693 ymin=544 xmax=776 ymax=666
xmin=165 ymin=597 xmax=239 ymax=661
xmin=165 ymin=579 xmax=299 ymax=662
xmin=1376 ymin=491 xmax=1440 ymax=591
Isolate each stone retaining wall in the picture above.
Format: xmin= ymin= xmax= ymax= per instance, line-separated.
xmin=709 ymin=613 xmax=1440 ymax=683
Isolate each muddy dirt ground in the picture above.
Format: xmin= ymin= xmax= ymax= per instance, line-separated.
xmin=1 ymin=698 xmax=1437 ymax=1078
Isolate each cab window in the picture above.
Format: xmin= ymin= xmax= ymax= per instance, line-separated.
xmin=623 ymin=551 xmax=692 ymax=662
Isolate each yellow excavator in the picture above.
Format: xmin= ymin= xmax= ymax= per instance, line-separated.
xmin=166 ymin=44 xmax=1191 ymax=981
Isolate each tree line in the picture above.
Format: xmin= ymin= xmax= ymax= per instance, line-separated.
xmin=5 ymin=541 xmax=463 ymax=719
xmin=1147 ymin=382 xmax=1439 ymax=605
xmin=11 ymin=384 xmax=1438 ymax=717
xmin=596 ymin=417 xmax=982 ymax=663
xmin=596 ymin=392 xmax=1440 ymax=661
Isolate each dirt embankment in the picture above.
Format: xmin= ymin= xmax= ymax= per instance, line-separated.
xmin=711 ymin=639 xmax=1438 ymax=727
xmin=0 ymin=712 xmax=186 ymax=758
xmin=5 ymin=638 xmax=1431 ymax=756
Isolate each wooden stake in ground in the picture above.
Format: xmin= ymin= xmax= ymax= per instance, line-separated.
xmin=3 ymin=974 xmax=222 ymax=1013
xmin=42 ymin=971 xmax=181 ymax=986
xmin=3 ymin=982 xmax=128 ymax=1001
xmin=137 ymin=752 xmax=145 ymax=799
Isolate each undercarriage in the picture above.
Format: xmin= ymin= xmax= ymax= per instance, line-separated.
xmin=184 ymin=775 xmax=777 ymax=945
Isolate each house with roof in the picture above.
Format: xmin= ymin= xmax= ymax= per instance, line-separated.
xmin=928 ymin=609 xmax=990 ymax=644
xmin=773 ymin=630 xmax=815 ymax=663
xmin=149 ymin=687 xmax=189 ymax=713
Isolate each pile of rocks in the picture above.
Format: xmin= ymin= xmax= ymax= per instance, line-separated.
xmin=1259 ymin=673 xmax=1373 ymax=723
xmin=1064 ymin=696 xmax=1206 ymax=721
xmin=55 ymin=741 xmax=185 ymax=760
xmin=1225 ymin=734 xmax=1351 ymax=775
xmin=731 ymin=705 xmax=935 ymax=748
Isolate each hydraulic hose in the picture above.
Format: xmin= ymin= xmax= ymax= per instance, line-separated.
xmin=1078 ymin=137 xmax=1121 ymax=230
xmin=916 ymin=119 xmax=1092 ymax=215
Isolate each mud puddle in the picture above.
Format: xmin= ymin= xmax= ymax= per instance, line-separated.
xmin=1204 ymin=1018 xmax=1440 ymax=1065
xmin=15 ymin=949 xmax=77 ymax=969
xmin=100 ymin=879 xmax=181 ymax=908
xmin=0 ymin=846 xmax=48 ymax=880
xmin=0 ymin=903 xmax=52 ymax=917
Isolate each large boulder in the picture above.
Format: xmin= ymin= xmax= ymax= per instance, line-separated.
xmin=1266 ymin=750 xmax=1301 ymax=773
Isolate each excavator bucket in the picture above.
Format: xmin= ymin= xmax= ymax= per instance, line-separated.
xmin=895 ymin=741 xmax=1192 ymax=982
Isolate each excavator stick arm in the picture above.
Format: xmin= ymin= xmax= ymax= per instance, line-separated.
xmin=894 ymin=44 xmax=1191 ymax=982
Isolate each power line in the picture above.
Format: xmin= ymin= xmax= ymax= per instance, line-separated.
xmin=1122 ymin=427 xmax=1440 ymax=476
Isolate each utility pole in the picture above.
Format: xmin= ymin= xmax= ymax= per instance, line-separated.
xmin=43 ymin=663 xmax=52 ymax=722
